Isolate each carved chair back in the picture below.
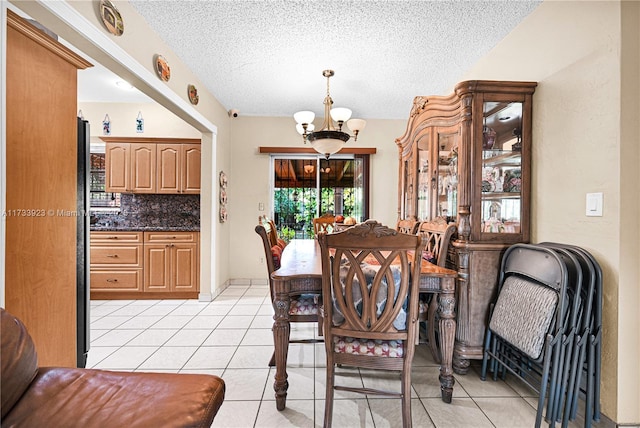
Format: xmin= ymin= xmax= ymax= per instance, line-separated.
xmin=396 ymin=219 xmax=419 ymax=235
xmin=318 ymin=220 xmax=423 ymax=428
xmin=313 ymin=214 xmax=336 ymax=235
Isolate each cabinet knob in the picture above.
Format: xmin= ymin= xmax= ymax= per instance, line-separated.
xmin=106 ymin=278 xmax=118 ymax=283
xmin=108 ymin=236 xmax=119 ymax=239
xmin=106 ymin=254 xmax=119 ymax=258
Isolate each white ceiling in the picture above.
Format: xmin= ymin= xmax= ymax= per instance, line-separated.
xmin=78 ymin=0 xmax=541 ymax=120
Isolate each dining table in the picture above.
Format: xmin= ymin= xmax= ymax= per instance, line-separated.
xmin=270 ymin=238 xmax=457 ymax=411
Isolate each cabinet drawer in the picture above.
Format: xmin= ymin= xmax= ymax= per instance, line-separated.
xmin=90 ymin=231 xmax=143 ymax=244
xmin=144 ymin=231 xmax=198 ymax=243
xmin=90 ymin=245 xmax=142 ymax=266
xmin=91 ymin=269 xmax=143 ymax=291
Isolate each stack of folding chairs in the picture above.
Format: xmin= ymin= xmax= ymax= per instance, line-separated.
xmin=480 ymin=242 xmax=602 ymax=428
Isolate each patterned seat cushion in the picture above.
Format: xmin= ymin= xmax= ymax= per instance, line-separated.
xmin=333 ymin=336 xmax=404 ymax=358
xmin=289 ymin=294 xmax=319 ymax=315
xmin=489 ymin=275 xmax=559 ymax=360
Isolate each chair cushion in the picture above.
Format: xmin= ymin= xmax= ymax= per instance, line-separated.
xmin=289 ymin=294 xmax=319 ymax=315
xmin=422 ymin=251 xmax=436 ymax=264
xmin=489 ymin=275 xmax=559 ymax=359
xmin=271 ymin=245 xmax=282 ymax=270
xmin=333 ymin=336 xmax=404 ymax=358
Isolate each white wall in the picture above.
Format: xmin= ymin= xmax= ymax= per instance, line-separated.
xmin=227 ymin=116 xmax=406 ymax=281
xmin=78 ymin=102 xmax=201 ymax=140
xmin=462 ymin=1 xmax=639 ymax=423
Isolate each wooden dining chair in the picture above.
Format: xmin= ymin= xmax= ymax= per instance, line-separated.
xmin=318 ymin=220 xmax=423 ymax=428
xmin=255 ymin=222 xmax=323 ymax=366
xmin=313 ymin=214 xmax=336 ymax=235
xmin=415 ymin=217 xmax=457 ymax=363
xmin=396 ymin=218 xmax=419 ymax=235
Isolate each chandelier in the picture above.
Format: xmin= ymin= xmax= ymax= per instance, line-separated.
xmin=294 ymin=70 xmax=366 ymax=158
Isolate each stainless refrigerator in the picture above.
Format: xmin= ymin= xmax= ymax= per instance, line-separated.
xmin=77 ymin=117 xmax=90 ymax=367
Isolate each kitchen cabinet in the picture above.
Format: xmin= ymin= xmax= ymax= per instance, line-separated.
xmin=143 ymin=232 xmax=199 ymax=293
xmin=90 ymin=232 xmax=143 ymax=292
xmin=105 ymin=142 xmax=156 ymax=193
xmin=157 ymin=143 xmax=201 ymax=194
xmin=103 ymin=137 xmax=201 ymax=194
xmin=396 ymin=80 xmax=537 ymax=374
xmin=5 ymin=10 xmax=92 ymax=367
xmin=90 ymin=231 xmax=199 ymax=298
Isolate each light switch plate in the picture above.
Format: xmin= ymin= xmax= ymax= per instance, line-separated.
xmin=586 ymin=192 xmax=603 ymax=217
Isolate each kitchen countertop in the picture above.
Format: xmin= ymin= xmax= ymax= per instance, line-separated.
xmin=90 ymin=226 xmax=199 ymax=232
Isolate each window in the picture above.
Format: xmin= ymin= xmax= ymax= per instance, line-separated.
xmin=271 ymin=154 xmax=369 ymax=240
xmin=90 ymin=153 xmax=121 ymax=208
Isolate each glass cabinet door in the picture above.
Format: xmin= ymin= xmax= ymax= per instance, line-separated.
xmin=436 ymin=128 xmax=459 ymax=223
xmin=480 ymin=101 xmax=524 ymax=235
xmin=417 ymin=139 xmax=430 ymax=221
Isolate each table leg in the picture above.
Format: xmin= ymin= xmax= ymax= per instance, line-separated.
xmin=438 ymin=277 xmax=456 ymax=403
xmin=272 ymin=282 xmax=291 ymax=411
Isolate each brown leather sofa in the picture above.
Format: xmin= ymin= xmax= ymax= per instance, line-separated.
xmin=1 ymin=308 xmax=225 ymax=427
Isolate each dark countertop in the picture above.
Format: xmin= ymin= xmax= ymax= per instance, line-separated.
xmin=90 ymin=226 xmax=199 ymax=232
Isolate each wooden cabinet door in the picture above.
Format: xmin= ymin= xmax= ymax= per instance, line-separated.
xmin=181 ymin=144 xmax=201 ymax=194
xmin=172 ymin=244 xmax=198 ymax=292
xmin=144 ymin=244 xmax=172 ymax=291
xmin=105 ymin=143 xmax=130 ymax=192
xmin=157 ymin=144 xmax=180 ymax=193
xmin=130 ymin=143 xmax=156 ymax=193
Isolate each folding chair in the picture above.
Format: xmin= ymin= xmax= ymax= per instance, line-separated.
xmin=540 ymin=243 xmax=602 ymax=428
xmin=481 ymin=243 xmax=571 ymax=428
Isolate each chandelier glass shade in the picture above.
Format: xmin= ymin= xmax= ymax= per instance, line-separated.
xmin=294 ymin=70 xmax=366 ymax=158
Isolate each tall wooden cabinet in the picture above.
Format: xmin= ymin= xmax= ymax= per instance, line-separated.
xmin=396 ymin=80 xmax=537 ymax=374
xmin=5 ymin=11 xmax=92 ymax=367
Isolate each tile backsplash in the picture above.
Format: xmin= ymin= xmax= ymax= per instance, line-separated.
xmin=91 ymin=194 xmax=200 ymax=230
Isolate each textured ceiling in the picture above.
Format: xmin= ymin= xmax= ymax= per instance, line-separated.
xmin=82 ymin=1 xmax=541 ymax=120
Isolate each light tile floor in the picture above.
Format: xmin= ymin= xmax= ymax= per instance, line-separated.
xmin=89 ymin=284 xmax=584 ymax=428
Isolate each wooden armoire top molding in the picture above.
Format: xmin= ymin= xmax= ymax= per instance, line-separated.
xmin=7 ymin=10 xmax=92 ymax=71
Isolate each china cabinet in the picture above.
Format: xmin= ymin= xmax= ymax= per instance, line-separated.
xmin=396 ymin=80 xmax=537 ymax=373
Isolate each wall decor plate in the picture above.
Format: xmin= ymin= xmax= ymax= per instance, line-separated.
xmin=219 ymin=171 xmax=227 ymax=189
xmin=155 ymin=55 xmax=171 ymax=82
xmin=99 ymin=0 xmax=124 ymax=36
xmin=188 ymin=84 xmax=199 ymax=105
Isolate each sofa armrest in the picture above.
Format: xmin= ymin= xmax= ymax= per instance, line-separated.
xmin=3 ymin=367 xmax=225 ymax=428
